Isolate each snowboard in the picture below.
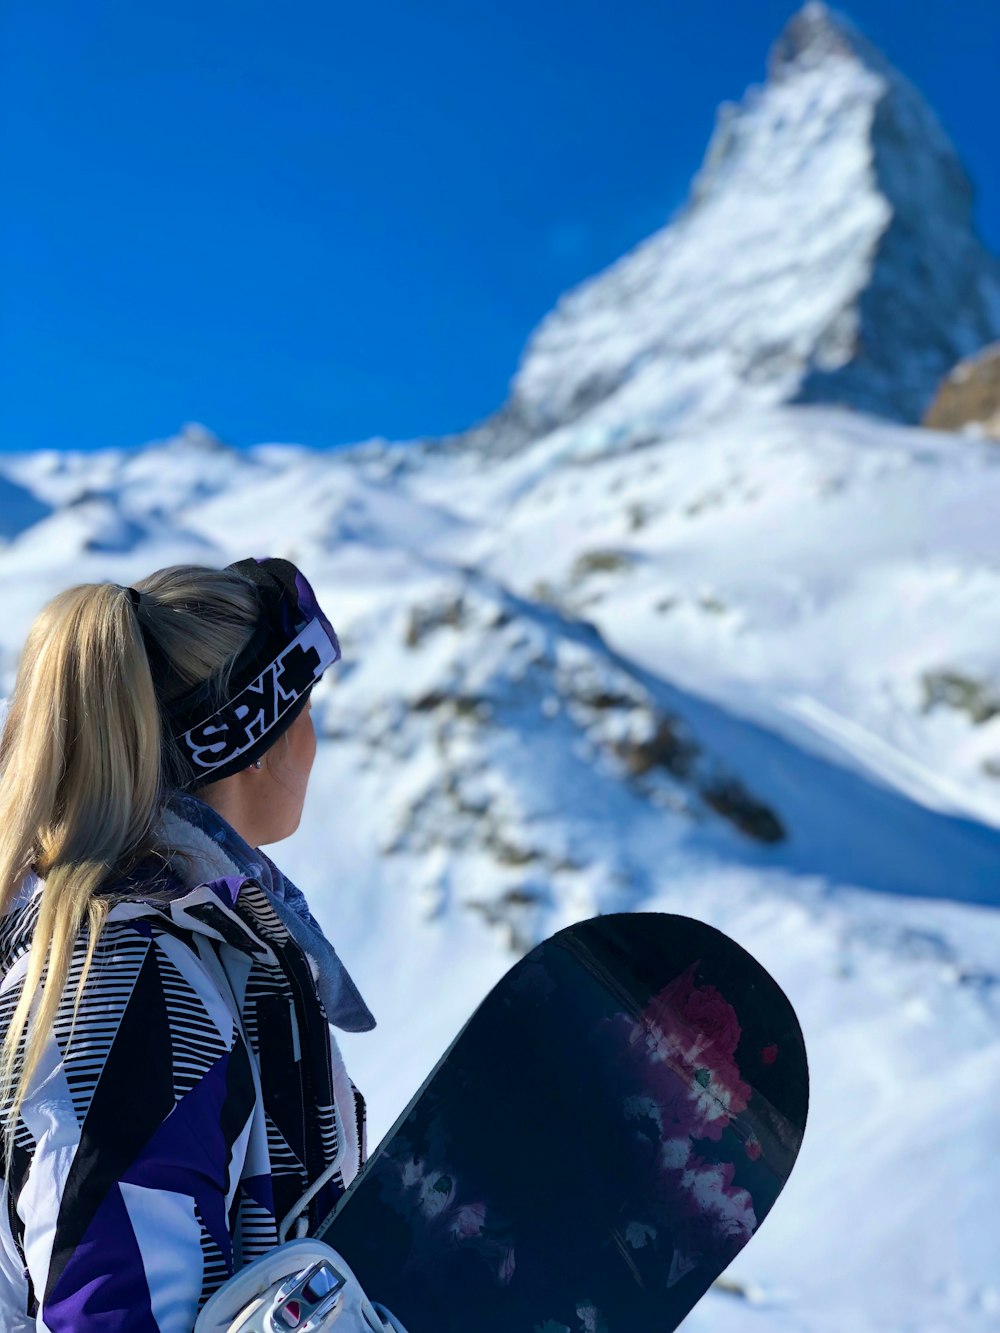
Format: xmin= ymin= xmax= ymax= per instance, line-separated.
xmin=315 ymin=912 xmax=808 ymax=1333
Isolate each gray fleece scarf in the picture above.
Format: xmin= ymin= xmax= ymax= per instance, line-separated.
xmin=157 ymin=790 xmax=376 ymax=1034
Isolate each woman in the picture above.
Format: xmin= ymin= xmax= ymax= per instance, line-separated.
xmin=0 ymin=557 xmax=381 ymax=1331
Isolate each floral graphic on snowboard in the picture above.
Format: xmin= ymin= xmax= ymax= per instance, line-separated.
xmin=373 ymin=1126 xmax=517 ymax=1287
xmin=601 ymin=960 xmax=760 ymax=1283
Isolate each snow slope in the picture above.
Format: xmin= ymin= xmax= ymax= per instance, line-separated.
xmin=2 ymin=403 xmax=1000 ymax=1331
xmin=392 ymin=399 xmax=1000 ymax=833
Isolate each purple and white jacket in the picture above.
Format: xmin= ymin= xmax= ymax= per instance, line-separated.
xmin=0 ymin=801 xmax=373 ymax=1332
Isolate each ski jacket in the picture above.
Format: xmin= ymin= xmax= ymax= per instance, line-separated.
xmin=0 ymin=867 xmax=367 ymax=1332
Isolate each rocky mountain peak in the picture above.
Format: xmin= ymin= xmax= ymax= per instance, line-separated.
xmin=455 ymin=4 xmax=1000 ymax=461
xmin=768 ymin=2 xmax=887 ymax=82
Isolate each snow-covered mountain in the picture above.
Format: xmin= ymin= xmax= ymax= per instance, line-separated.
xmin=442 ymin=1 xmax=1000 ymax=462
xmin=2 ymin=6 xmax=1000 ymax=1332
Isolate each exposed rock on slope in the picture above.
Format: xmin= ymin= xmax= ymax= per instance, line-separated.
xmin=924 ymin=342 xmax=1000 ymax=439
xmin=317 ymin=570 xmax=785 ymax=949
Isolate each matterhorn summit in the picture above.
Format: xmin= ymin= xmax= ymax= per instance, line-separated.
xmin=465 ymin=2 xmax=1000 ymax=457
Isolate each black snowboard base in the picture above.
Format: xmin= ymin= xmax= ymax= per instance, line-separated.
xmin=316 ymin=912 xmax=809 ymax=1333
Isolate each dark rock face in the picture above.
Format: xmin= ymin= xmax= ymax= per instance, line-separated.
xmin=787 ymin=8 xmax=1000 ymax=423
xmin=768 ymin=2 xmax=892 ymax=82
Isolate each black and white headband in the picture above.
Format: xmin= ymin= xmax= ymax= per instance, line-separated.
xmin=135 ymin=557 xmax=341 ymax=788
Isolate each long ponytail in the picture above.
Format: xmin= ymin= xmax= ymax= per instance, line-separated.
xmin=0 ymin=565 xmax=260 ymax=1144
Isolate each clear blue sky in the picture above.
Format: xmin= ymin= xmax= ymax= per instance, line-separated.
xmin=1 ymin=0 xmax=997 ymax=454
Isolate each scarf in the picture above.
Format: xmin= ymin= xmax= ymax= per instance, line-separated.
xmin=156 ymin=790 xmax=376 ymax=1034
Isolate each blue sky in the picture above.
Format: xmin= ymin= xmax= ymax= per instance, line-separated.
xmin=1 ymin=0 xmax=997 ymax=454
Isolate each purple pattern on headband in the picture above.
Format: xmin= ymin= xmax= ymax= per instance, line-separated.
xmin=294 ymin=570 xmax=341 ymax=661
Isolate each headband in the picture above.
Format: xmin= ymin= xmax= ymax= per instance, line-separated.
xmin=162 ymin=557 xmax=340 ymax=789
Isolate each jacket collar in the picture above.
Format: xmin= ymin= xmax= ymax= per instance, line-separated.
xmin=0 ymin=796 xmax=376 ymax=1034
xmin=155 ymin=795 xmax=376 ymax=1033
xmin=0 ymin=862 xmax=282 ymax=980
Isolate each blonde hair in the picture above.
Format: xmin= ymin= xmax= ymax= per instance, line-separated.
xmin=0 ymin=564 xmax=261 ymax=1145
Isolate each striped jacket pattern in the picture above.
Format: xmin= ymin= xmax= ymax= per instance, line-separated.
xmin=0 ymin=870 xmax=367 ymax=1332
